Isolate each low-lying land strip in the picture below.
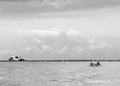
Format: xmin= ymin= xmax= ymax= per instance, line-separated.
xmin=0 ymin=60 xmax=120 ymax=62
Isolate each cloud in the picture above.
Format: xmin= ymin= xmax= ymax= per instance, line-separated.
xmin=88 ymin=39 xmax=112 ymax=50
xmin=0 ymin=49 xmax=15 ymax=55
xmin=0 ymin=0 xmax=120 ymax=16
xmin=18 ymin=29 xmax=60 ymax=37
xmin=18 ymin=28 xmax=112 ymax=57
xmin=66 ymin=30 xmax=81 ymax=36
xmin=23 ymin=46 xmax=31 ymax=52
xmin=18 ymin=28 xmax=84 ymax=38
xmin=89 ymin=42 xmax=112 ymax=50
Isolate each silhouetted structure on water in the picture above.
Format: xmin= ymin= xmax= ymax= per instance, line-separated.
xmin=9 ymin=56 xmax=25 ymax=62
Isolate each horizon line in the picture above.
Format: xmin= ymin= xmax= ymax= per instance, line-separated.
xmin=0 ymin=59 xmax=120 ymax=62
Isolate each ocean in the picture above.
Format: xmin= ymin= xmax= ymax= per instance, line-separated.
xmin=0 ymin=62 xmax=120 ymax=86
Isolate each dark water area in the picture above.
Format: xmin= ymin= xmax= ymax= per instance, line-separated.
xmin=0 ymin=62 xmax=120 ymax=86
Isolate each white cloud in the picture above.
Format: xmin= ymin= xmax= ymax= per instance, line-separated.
xmin=66 ymin=30 xmax=80 ymax=36
xmin=75 ymin=46 xmax=85 ymax=53
xmin=87 ymin=38 xmax=97 ymax=44
xmin=18 ymin=28 xmax=113 ymax=57
xmin=18 ymin=29 xmax=60 ymax=37
xmin=0 ymin=49 xmax=15 ymax=55
xmin=88 ymin=38 xmax=112 ymax=50
xmin=41 ymin=45 xmax=50 ymax=51
xmin=33 ymin=38 xmax=42 ymax=44
xmin=55 ymin=46 xmax=68 ymax=54
xmin=18 ymin=28 xmax=86 ymax=38
xmin=23 ymin=46 xmax=32 ymax=52
xmin=48 ymin=2 xmax=60 ymax=8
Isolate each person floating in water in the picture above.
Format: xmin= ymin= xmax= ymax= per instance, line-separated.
xmin=97 ymin=61 xmax=100 ymax=65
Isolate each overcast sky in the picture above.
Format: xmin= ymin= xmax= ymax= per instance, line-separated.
xmin=0 ymin=0 xmax=120 ymax=60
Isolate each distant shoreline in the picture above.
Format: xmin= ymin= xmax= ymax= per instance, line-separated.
xmin=0 ymin=60 xmax=120 ymax=62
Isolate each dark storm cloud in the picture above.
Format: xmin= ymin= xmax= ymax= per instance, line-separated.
xmin=0 ymin=0 xmax=120 ymax=16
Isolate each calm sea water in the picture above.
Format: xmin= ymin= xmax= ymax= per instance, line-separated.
xmin=0 ymin=62 xmax=120 ymax=86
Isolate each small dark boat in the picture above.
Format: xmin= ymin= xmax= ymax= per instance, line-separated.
xmin=89 ymin=62 xmax=102 ymax=67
